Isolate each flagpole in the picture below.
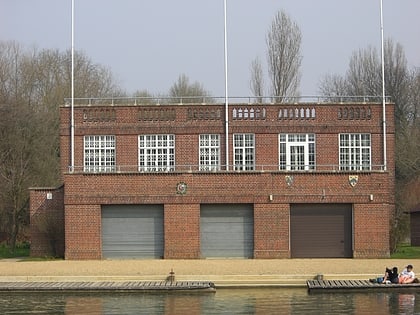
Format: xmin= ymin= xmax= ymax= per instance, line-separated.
xmin=380 ymin=0 xmax=387 ymax=171
xmin=224 ymin=0 xmax=229 ymax=171
xmin=70 ymin=0 xmax=75 ymax=172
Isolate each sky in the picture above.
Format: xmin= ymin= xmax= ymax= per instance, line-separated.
xmin=1 ymin=0 xmax=419 ymax=97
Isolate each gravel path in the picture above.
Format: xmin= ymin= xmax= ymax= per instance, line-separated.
xmin=1 ymin=259 xmax=420 ymax=278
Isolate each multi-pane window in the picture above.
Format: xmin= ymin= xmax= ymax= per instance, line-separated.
xmin=138 ymin=135 xmax=175 ymax=172
xmin=339 ymin=134 xmax=371 ymax=170
xmin=199 ymin=134 xmax=220 ymax=171
xmin=234 ymin=134 xmax=255 ymax=170
xmin=279 ymin=134 xmax=315 ymax=170
xmin=84 ymin=135 xmax=115 ymax=172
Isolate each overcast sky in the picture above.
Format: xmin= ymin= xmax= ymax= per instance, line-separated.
xmin=1 ymin=0 xmax=419 ymax=97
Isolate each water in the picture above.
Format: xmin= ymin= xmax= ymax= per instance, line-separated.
xmin=0 ymin=288 xmax=419 ymax=314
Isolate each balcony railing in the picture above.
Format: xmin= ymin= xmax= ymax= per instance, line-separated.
xmin=64 ymin=95 xmax=392 ymax=106
xmin=67 ymin=164 xmax=387 ymax=174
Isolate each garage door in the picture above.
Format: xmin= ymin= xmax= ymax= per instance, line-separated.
xmin=200 ymin=204 xmax=254 ymax=258
xmin=101 ymin=205 xmax=164 ymax=259
xmin=290 ymin=204 xmax=352 ymax=258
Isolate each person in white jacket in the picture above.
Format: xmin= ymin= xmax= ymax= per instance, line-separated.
xmin=399 ymin=265 xmax=416 ymax=284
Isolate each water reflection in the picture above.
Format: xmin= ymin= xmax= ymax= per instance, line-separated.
xmin=0 ymin=288 xmax=419 ymax=314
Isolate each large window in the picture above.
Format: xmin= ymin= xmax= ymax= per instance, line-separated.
xmin=84 ymin=135 xmax=115 ymax=172
xmin=138 ymin=135 xmax=175 ymax=172
xmin=339 ymin=134 xmax=371 ymax=171
xmin=279 ymin=134 xmax=315 ymax=170
xmin=199 ymin=134 xmax=220 ymax=171
xmin=234 ymin=134 xmax=255 ymax=170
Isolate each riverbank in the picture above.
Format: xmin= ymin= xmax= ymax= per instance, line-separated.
xmin=2 ymin=259 xmax=420 ymax=287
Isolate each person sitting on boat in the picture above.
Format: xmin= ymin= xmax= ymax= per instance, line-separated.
xmin=399 ymin=265 xmax=416 ymax=284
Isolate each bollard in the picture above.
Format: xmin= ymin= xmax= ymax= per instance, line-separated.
xmin=168 ymin=269 xmax=175 ymax=283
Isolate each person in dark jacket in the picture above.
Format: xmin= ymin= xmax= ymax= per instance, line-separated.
xmin=370 ymin=266 xmax=399 ymax=284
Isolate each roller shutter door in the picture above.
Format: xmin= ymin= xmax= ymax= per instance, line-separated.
xmin=101 ymin=205 xmax=164 ymax=259
xmin=290 ymin=204 xmax=352 ymax=258
xmin=200 ymin=204 xmax=254 ymax=258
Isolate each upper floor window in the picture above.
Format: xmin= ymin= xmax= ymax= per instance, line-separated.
xmin=339 ymin=134 xmax=371 ymax=171
xmin=234 ymin=134 xmax=255 ymax=171
xmin=279 ymin=134 xmax=315 ymax=171
xmin=84 ymin=135 xmax=115 ymax=172
xmin=199 ymin=134 xmax=220 ymax=171
xmin=138 ymin=135 xmax=175 ymax=172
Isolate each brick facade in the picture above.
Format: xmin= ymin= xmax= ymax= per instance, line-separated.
xmin=31 ymin=101 xmax=395 ymax=259
xmin=29 ymin=186 xmax=65 ymax=257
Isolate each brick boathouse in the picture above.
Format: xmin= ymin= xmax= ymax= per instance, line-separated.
xmin=30 ymin=97 xmax=395 ymax=259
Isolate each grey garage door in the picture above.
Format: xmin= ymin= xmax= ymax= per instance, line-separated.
xmin=101 ymin=205 xmax=164 ymax=259
xmin=290 ymin=204 xmax=352 ymax=258
xmin=200 ymin=204 xmax=254 ymax=258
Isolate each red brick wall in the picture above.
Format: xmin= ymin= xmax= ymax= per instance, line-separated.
xmin=353 ymin=203 xmax=392 ymax=258
xmin=164 ymin=204 xmax=200 ymax=259
xmin=254 ymin=203 xmax=290 ymax=258
xmin=56 ymin=102 xmax=395 ymax=259
xmin=29 ymin=186 xmax=64 ymax=257
xmin=65 ymin=204 xmax=101 ymax=260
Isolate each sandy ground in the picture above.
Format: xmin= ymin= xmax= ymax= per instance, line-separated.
xmin=1 ymin=259 xmax=420 ymax=279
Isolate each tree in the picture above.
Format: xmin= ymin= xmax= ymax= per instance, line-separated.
xmin=266 ymin=10 xmax=302 ymax=102
xmin=249 ymin=57 xmax=264 ymax=103
xmin=168 ymin=74 xmax=212 ymax=103
xmin=0 ymin=103 xmax=33 ymax=250
xmin=0 ymin=41 xmax=122 ymax=248
xmin=318 ymin=39 xmax=420 ymax=251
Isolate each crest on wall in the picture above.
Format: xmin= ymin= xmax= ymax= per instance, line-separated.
xmin=176 ymin=182 xmax=188 ymax=195
xmin=285 ymin=175 xmax=294 ymax=187
xmin=348 ymin=175 xmax=359 ymax=187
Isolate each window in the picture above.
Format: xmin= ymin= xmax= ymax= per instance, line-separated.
xmin=84 ymin=135 xmax=115 ymax=172
xmin=339 ymin=134 xmax=371 ymax=171
xmin=199 ymin=134 xmax=220 ymax=171
xmin=138 ymin=135 xmax=175 ymax=172
xmin=279 ymin=134 xmax=315 ymax=170
xmin=234 ymin=134 xmax=255 ymax=170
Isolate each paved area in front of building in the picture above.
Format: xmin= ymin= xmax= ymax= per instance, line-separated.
xmin=1 ymin=259 xmax=420 ymax=287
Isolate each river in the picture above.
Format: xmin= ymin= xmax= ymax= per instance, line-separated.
xmin=0 ymin=288 xmax=419 ymax=314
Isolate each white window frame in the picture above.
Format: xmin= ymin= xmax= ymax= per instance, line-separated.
xmin=278 ymin=134 xmax=315 ymax=171
xmin=84 ymin=135 xmax=116 ymax=172
xmin=233 ymin=134 xmax=255 ymax=171
xmin=138 ymin=134 xmax=175 ymax=172
xmin=199 ymin=134 xmax=220 ymax=171
xmin=339 ymin=133 xmax=371 ymax=171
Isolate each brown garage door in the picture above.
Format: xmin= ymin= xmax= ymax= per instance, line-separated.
xmin=290 ymin=204 xmax=352 ymax=258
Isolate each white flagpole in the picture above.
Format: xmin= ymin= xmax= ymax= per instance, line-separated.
xmin=70 ymin=0 xmax=75 ymax=172
xmin=380 ymin=0 xmax=387 ymax=171
xmin=224 ymin=0 xmax=229 ymax=171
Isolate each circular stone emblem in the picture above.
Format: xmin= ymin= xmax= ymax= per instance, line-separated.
xmin=176 ymin=182 xmax=187 ymax=195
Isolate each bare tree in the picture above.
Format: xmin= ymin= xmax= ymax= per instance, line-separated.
xmin=266 ymin=10 xmax=302 ymax=102
xmin=249 ymin=57 xmax=264 ymax=102
xmin=0 ymin=41 xmax=123 ymax=248
xmin=169 ymin=74 xmax=212 ymax=103
xmin=318 ymin=39 xmax=419 ymax=251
